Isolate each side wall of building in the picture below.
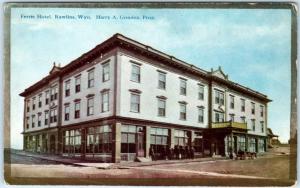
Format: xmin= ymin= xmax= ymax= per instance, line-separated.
xmin=117 ymin=51 xmax=209 ymax=129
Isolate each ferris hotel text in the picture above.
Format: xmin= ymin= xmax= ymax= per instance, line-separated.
xmin=20 ymin=14 xmax=155 ymax=20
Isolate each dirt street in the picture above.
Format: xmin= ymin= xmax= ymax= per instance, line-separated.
xmin=4 ymin=146 xmax=295 ymax=186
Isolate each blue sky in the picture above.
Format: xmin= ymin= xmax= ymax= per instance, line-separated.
xmin=10 ymin=8 xmax=291 ymax=149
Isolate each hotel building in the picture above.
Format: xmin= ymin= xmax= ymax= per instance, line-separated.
xmin=20 ymin=33 xmax=271 ymax=162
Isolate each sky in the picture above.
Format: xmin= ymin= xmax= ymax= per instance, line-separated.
xmin=10 ymin=7 xmax=292 ymax=149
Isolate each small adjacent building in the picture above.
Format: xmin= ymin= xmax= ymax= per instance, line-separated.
xmin=20 ymin=33 xmax=271 ymax=162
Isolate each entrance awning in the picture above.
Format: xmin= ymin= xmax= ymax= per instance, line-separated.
xmin=211 ymin=121 xmax=248 ymax=133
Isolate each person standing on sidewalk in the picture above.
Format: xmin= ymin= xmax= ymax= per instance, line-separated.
xmin=190 ymin=146 xmax=195 ymax=159
xmin=150 ymin=146 xmax=156 ymax=161
xmin=174 ymin=145 xmax=179 ymax=159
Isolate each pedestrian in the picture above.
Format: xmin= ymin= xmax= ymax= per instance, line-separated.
xmin=179 ymin=146 xmax=183 ymax=160
xmin=174 ymin=145 xmax=179 ymax=159
xmin=169 ymin=147 xmax=174 ymax=160
xmin=185 ymin=146 xmax=190 ymax=159
xmin=166 ymin=146 xmax=171 ymax=160
xmin=190 ymin=146 xmax=195 ymax=159
xmin=149 ymin=146 xmax=156 ymax=161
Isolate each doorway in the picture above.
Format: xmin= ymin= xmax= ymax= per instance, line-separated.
xmin=50 ymin=135 xmax=56 ymax=154
xmin=136 ymin=132 xmax=145 ymax=157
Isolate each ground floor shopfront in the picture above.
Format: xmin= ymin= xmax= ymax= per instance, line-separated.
xmin=23 ymin=119 xmax=267 ymax=163
xmin=205 ymin=122 xmax=267 ymax=157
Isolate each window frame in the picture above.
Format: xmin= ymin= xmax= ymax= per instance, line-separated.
xmin=251 ymin=119 xmax=256 ymax=131
xmin=31 ymin=115 xmax=35 ymax=128
xmin=214 ymin=111 xmax=225 ymax=122
xmin=102 ymin=63 xmax=110 ymax=82
xmin=131 ymin=64 xmax=141 ymax=83
xmin=87 ymin=97 xmax=94 ymax=116
xmin=65 ymin=80 xmax=70 ymax=97
xmin=157 ymin=98 xmax=166 ymax=117
xmin=44 ymin=111 xmax=49 ymax=125
xmin=38 ymin=94 xmax=42 ymax=108
xmin=64 ymin=105 xmax=70 ymax=121
xmin=88 ymin=69 xmax=95 ymax=88
xmin=179 ymin=103 xmax=187 ymax=120
xmin=241 ymin=98 xmax=245 ymax=112
xmin=251 ymin=102 xmax=255 ymax=115
xmin=45 ymin=90 xmax=49 ymax=105
xmin=230 ymin=95 xmax=235 ymax=109
xmin=37 ymin=113 xmax=42 ymax=127
xmin=179 ymin=79 xmax=187 ymax=96
xmin=215 ymin=90 xmax=224 ymax=105
xmin=74 ymin=102 xmax=80 ymax=119
xmin=158 ymin=72 xmax=166 ymax=90
xmin=130 ymin=93 xmax=140 ymax=113
xmin=198 ymin=84 xmax=204 ymax=100
xmin=198 ymin=107 xmax=204 ymax=123
xmin=75 ymin=76 xmax=81 ymax=93
xmin=101 ymin=91 xmax=109 ymax=113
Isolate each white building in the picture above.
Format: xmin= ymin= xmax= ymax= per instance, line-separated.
xmin=20 ymin=33 xmax=271 ymax=162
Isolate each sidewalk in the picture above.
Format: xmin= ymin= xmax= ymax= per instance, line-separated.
xmin=12 ymin=150 xmax=228 ymax=169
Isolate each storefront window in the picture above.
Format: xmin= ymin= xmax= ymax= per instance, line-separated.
xmin=86 ymin=125 xmax=112 ymax=154
xmin=150 ymin=127 xmax=169 ymax=155
xmin=237 ymin=136 xmax=246 ymax=152
xmin=193 ymin=132 xmax=203 ymax=153
xmin=248 ymin=137 xmax=256 ymax=152
xmin=258 ymin=138 xmax=265 ymax=152
xmin=174 ymin=130 xmax=189 ymax=146
xmin=121 ymin=125 xmax=140 ymax=153
xmin=63 ymin=129 xmax=82 ymax=154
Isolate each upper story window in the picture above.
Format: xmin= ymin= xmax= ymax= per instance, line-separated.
xmin=45 ymin=91 xmax=49 ymax=105
xmin=230 ymin=95 xmax=234 ymax=109
xmin=251 ymin=119 xmax=255 ymax=131
xmin=88 ymin=69 xmax=94 ymax=88
xmin=102 ymin=63 xmax=110 ymax=82
xmin=229 ymin=114 xmax=235 ymax=122
xmin=26 ymin=117 xmax=29 ymax=129
xmin=101 ymin=91 xmax=109 ymax=112
xmin=50 ymin=108 xmax=57 ymax=123
xmin=240 ymin=116 xmax=246 ymax=123
xmin=158 ymin=71 xmax=166 ymax=90
xmin=179 ymin=103 xmax=187 ymax=120
xmin=251 ymin=102 xmax=255 ymax=115
xmin=31 ymin=115 xmax=35 ymax=128
xmin=64 ymin=105 xmax=70 ymax=121
xmin=198 ymin=84 xmax=204 ymax=100
xmin=87 ymin=98 xmax=94 ymax=116
xmin=75 ymin=76 xmax=81 ymax=93
xmin=260 ymin=105 xmax=264 ymax=117
xmin=215 ymin=90 xmax=224 ymax=105
xmin=44 ymin=111 xmax=49 ymax=126
xmin=32 ymin=97 xmax=36 ymax=110
xmin=214 ymin=111 xmax=224 ymax=123
xmin=65 ymin=80 xmax=70 ymax=97
xmin=179 ymin=79 xmax=187 ymax=95
xmin=131 ymin=64 xmax=141 ymax=83
xmin=260 ymin=121 xmax=264 ymax=133
xmin=130 ymin=93 xmax=140 ymax=113
xmin=50 ymin=85 xmax=58 ymax=101
xmin=198 ymin=107 xmax=204 ymax=123
xmin=74 ymin=102 xmax=80 ymax=119
xmin=157 ymin=98 xmax=166 ymax=117
xmin=38 ymin=94 xmax=42 ymax=108
xmin=26 ymin=100 xmax=30 ymax=112
xmin=38 ymin=113 xmax=42 ymax=127
xmin=241 ymin=98 xmax=245 ymax=112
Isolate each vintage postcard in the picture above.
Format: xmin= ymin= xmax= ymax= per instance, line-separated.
xmin=3 ymin=2 xmax=297 ymax=186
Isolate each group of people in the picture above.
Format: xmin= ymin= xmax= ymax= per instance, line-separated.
xmin=149 ymin=145 xmax=195 ymax=161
